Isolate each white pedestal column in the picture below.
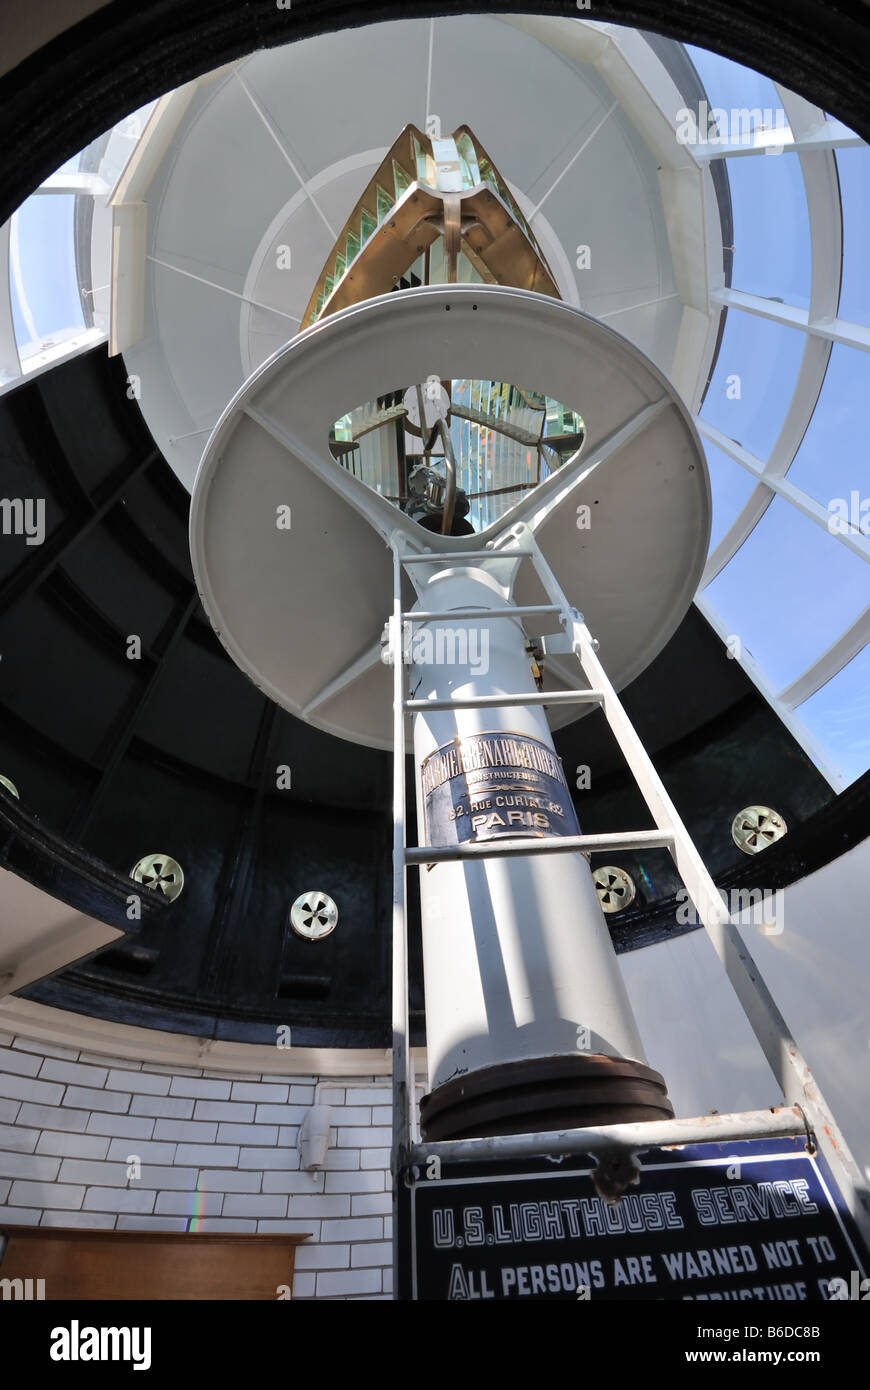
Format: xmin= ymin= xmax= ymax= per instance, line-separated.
xmin=409 ymin=566 xmax=670 ymax=1138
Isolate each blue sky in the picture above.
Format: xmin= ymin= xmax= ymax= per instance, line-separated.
xmin=10 ymin=191 xmax=83 ymax=353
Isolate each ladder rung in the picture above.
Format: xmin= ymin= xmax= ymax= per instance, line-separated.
xmin=410 ymin=1107 xmax=807 ymax=1165
xmin=402 ymin=550 xmax=532 ymax=564
xmin=405 ymin=830 xmax=675 ymax=864
xmin=404 ymin=689 xmax=603 ymax=711
xmin=403 ymin=604 xmax=562 ymax=623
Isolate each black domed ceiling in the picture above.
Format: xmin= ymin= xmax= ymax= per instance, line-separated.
xmin=0 ymin=3 xmax=868 ymax=1046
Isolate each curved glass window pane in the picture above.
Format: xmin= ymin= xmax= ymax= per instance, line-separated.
xmin=1 ymin=101 xmax=158 ymax=391
xmin=684 ymin=45 xmax=782 ymax=123
xmin=703 ymin=438 xmax=760 ymax=552
xmin=8 ymin=267 xmax=33 ymax=354
xmin=701 ymin=310 xmax=805 ymax=460
xmin=797 ymin=641 xmax=870 ymax=786
xmin=702 ymin=497 xmax=870 ymax=690
xmin=836 ymin=147 xmax=870 ymax=326
xmin=786 ymin=344 xmax=870 ymax=507
xmin=10 ymin=194 xmax=84 ymax=359
xmin=728 ymin=153 xmax=811 ymax=309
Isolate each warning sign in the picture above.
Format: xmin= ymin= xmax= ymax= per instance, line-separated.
xmin=400 ymin=1140 xmax=869 ymax=1301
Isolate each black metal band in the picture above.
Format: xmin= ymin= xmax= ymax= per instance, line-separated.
xmin=420 ymin=1054 xmax=674 ymax=1140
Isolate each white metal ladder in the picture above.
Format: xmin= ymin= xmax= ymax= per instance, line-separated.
xmin=387 ymin=521 xmax=870 ymax=1260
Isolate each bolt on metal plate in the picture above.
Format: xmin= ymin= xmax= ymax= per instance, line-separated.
xmin=592 ymin=865 xmax=636 ymax=913
xmin=130 ymin=854 xmax=185 ymax=901
xmin=731 ymin=805 xmax=787 ymax=855
xmin=290 ymin=891 xmax=339 ymax=940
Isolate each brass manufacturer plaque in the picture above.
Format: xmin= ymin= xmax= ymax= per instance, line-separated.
xmin=421 ymin=730 xmax=580 ymax=846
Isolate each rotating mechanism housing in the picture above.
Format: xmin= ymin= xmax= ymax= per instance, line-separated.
xmin=190 ymin=283 xmax=711 ymax=751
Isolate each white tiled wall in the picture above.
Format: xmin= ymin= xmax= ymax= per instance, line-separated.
xmin=0 ymin=1031 xmax=405 ymax=1300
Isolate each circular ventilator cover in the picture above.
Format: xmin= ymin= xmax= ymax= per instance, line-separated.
xmin=190 ymin=284 xmax=710 ymax=749
xmin=290 ymin=891 xmax=339 ymax=940
xmin=130 ymin=854 xmax=185 ymax=901
xmin=731 ymin=805 xmax=788 ymax=854
xmin=593 ymin=865 xmax=637 ymax=913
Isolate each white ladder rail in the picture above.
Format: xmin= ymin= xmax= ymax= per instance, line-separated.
xmin=390 ymin=538 xmax=413 ymax=1253
xmin=413 ymin=1106 xmax=810 ymax=1166
xmin=405 ymin=829 xmax=675 ymax=865
xmin=404 ymin=689 xmax=604 ymax=711
xmin=405 ymin=603 xmax=561 ymax=622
